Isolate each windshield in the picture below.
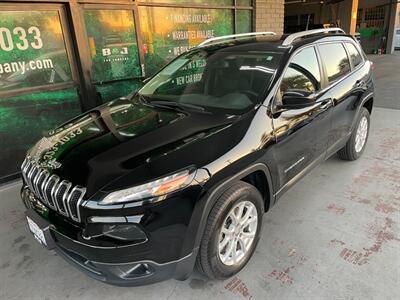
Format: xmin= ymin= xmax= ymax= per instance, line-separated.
xmin=139 ymin=49 xmax=282 ymax=114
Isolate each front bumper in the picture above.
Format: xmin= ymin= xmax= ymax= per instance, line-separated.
xmin=25 ymin=208 xmax=195 ymax=286
xmin=21 ymin=178 xmax=200 ymax=286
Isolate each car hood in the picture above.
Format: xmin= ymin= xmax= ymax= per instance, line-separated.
xmin=28 ymin=97 xmax=254 ymax=197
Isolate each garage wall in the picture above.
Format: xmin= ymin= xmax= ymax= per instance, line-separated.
xmin=386 ymin=2 xmax=400 ymax=53
xmin=255 ymin=0 xmax=284 ymax=34
xmin=284 ymin=2 xmax=324 ymax=26
xmin=284 ymin=0 xmax=357 ymax=33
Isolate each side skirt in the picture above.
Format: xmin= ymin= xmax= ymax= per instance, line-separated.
xmin=274 ymin=151 xmax=326 ymax=201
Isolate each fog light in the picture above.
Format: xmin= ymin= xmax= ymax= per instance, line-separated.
xmin=117 ymin=263 xmax=154 ymax=279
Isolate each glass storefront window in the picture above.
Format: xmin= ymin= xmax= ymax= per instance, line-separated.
xmin=237 ymin=0 xmax=253 ymax=6
xmin=139 ymin=0 xmax=233 ymax=5
xmin=95 ymin=79 xmax=144 ymax=103
xmin=138 ymin=6 xmax=234 ymax=76
xmin=237 ymin=10 xmax=252 ymax=34
xmin=0 ymin=11 xmax=72 ymax=92
xmin=0 ymin=88 xmax=81 ymax=179
xmin=84 ymin=10 xmax=142 ymax=82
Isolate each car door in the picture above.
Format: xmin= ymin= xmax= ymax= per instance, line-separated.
xmin=317 ymin=41 xmax=368 ymax=154
xmin=271 ymin=45 xmax=333 ymax=193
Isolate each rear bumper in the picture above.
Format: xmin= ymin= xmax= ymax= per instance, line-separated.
xmin=25 ymin=208 xmax=196 ymax=286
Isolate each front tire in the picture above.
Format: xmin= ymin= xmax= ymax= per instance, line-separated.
xmin=196 ymin=181 xmax=264 ymax=279
xmin=337 ymin=107 xmax=370 ymax=161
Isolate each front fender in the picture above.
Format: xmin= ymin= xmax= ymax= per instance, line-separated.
xmin=175 ymin=162 xmax=274 ymax=279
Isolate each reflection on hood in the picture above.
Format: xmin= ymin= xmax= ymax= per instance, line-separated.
xmin=29 ymin=97 xmax=252 ymax=196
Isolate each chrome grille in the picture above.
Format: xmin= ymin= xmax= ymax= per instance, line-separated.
xmin=21 ymin=158 xmax=86 ymax=222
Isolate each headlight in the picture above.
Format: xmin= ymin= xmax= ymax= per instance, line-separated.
xmin=99 ymin=169 xmax=196 ymax=205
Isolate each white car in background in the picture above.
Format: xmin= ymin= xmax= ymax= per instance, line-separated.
xmin=395 ymin=28 xmax=400 ymax=50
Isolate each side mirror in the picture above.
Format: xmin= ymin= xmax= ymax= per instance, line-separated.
xmin=277 ymin=91 xmax=316 ymax=110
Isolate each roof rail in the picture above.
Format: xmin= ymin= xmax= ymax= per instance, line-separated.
xmin=282 ymin=28 xmax=345 ymax=46
xmin=198 ymin=32 xmax=276 ymax=47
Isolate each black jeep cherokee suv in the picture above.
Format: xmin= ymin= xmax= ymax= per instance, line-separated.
xmin=20 ymin=28 xmax=374 ymax=286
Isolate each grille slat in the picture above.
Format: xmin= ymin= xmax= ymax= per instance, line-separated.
xmin=33 ymin=169 xmax=45 ymax=197
xmin=26 ymin=162 xmax=36 ymax=191
xmin=38 ymin=171 xmax=50 ymax=202
xmin=21 ymin=159 xmax=29 ymax=182
xmin=67 ymin=187 xmax=86 ymax=222
xmin=45 ymin=175 xmax=59 ymax=209
xmin=21 ymin=158 xmax=86 ymax=222
xmin=54 ymin=180 xmax=72 ymax=216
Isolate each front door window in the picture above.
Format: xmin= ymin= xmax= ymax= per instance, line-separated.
xmin=280 ymin=46 xmax=321 ymax=96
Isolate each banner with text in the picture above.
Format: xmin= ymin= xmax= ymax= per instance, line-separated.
xmin=139 ymin=6 xmax=234 ymax=76
xmin=0 ymin=11 xmax=72 ymax=92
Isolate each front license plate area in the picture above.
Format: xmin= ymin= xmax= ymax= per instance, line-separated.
xmin=25 ymin=209 xmax=55 ymax=250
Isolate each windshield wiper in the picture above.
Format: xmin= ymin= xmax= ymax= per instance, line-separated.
xmin=148 ymin=100 xmax=207 ymax=113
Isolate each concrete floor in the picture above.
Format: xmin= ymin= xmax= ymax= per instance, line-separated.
xmin=370 ymin=52 xmax=400 ymax=110
xmin=1 ymin=55 xmax=399 ymax=299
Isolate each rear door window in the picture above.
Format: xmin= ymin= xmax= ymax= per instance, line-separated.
xmin=345 ymin=42 xmax=363 ymax=68
xmin=319 ymin=43 xmax=351 ymax=83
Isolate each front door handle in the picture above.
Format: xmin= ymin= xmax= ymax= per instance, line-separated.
xmin=318 ymin=98 xmax=333 ymax=109
xmin=356 ymin=80 xmax=366 ymax=89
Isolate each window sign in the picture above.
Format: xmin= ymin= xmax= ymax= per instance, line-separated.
xmin=142 ymin=55 xmax=207 ymax=95
xmin=0 ymin=11 xmax=72 ymax=92
xmin=139 ymin=6 xmax=234 ymax=76
xmin=84 ymin=10 xmax=142 ymax=82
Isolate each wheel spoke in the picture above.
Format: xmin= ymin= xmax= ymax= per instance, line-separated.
xmin=243 ymin=216 xmax=257 ymax=228
xmin=231 ymin=240 xmax=239 ymax=263
xmin=229 ymin=211 xmax=239 ymax=226
xmin=223 ymin=239 xmax=236 ymax=262
xmin=219 ymin=235 xmax=230 ymax=250
xmin=237 ymin=237 xmax=246 ymax=252
xmin=221 ymin=226 xmax=234 ymax=236
xmin=235 ymin=202 xmax=245 ymax=221
xmin=241 ymin=231 xmax=256 ymax=239
xmin=240 ymin=205 xmax=253 ymax=226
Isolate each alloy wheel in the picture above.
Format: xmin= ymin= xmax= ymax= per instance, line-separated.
xmin=218 ymin=201 xmax=258 ymax=266
xmin=355 ymin=116 xmax=368 ymax=153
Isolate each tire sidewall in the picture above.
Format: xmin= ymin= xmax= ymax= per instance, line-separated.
xmin=208 ymin=185 xmax=264 ymax=279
